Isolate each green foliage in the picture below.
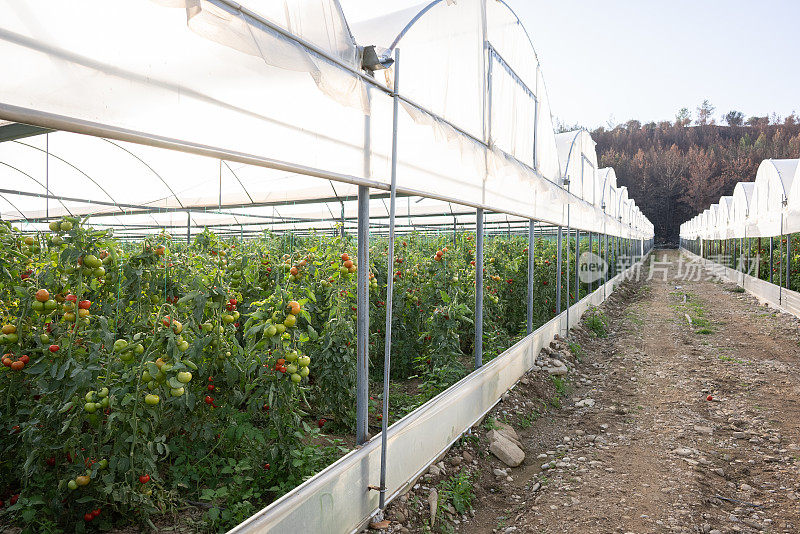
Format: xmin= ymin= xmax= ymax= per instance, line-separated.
xmin=438 ymin=471 xmax=474 ymax=515
xmin=583 ymin=308 xmax=608 ymax=338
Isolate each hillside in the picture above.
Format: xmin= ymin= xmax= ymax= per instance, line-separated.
xmin=592 ymin=115 xmax=800 ymax=243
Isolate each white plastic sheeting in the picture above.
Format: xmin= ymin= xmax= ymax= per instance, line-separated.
xmin=0 ymin=0 xmax=652 ymax=240
xmin=680 ymin=159 xmax=800 ymax=240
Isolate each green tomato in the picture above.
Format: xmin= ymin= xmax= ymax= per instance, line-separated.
xmin=98 ymin=387 xmax=109 ymax=398
xmin=84 ymin=402 xmax=97 ymax=414
xmin=201 ymin=322 xmax=213 ymax=333
xmin=178 ymin=340 xmax=190 ymax=352
xmin=44 ymin=299 xmax=57 ymax=311
xmin=49 ymin=221 xmax=60 ymax=232
xmin=99 ymin=398 xmax=109 ymax=409
xmin=222 ymin=314 xmax=235 ymax=324
xmin=5 ymin=333 xmax=18 ymax=344
xmin=141 ymin=370 xmax=152 ymax=383
xmin=120 ymin=351 xmax=135 ymax=363
xmin=275 ymin=324 xmax=286 ymax=335
xmin=85 ymin=391 xmax=95 ymax=403
xmin=184 ymin=359 xmax=198 ymax=371
xmin=144 ymin=394 xmax=160 ymax=406
xmin=60 ymin=221 xmax=73 ymax=231
xmin=290 ymin=373 xmax=302 ymax=384
xmin=40 ymin=333 xmax=51 ymax=344
xmin=134 ymin=343 xmax=145 ymax=355
xmin=32 ymin=301 xmax=45 ymax=312
xmin=98 ymin=459 xmax=108 ymax=470
xmin=285 ymin=350 xmax=299 ymax=362
xmin=297 ymin=355 xmax=311 ymax=367
xmin=93 ymin=266 xmax=106 ymax=278
xmin=170 ymin=387 xmax=185 ymax=397
xmin=286 ymin=364 xmax=298 ymax=375
xmin=299 ymin=366 xmax=310 ymax=377
xmin=67 ymin=480 xmax=78 ymax=491
xmin=84 ymin=254 xmax=100 ymax=268
xmin=113 ymin=339 xmax=128 ymax=353
xmin=265 ymin=325 xmax=277 ymax=337
xmin=176 ymin=371 xmax=192 ymax=384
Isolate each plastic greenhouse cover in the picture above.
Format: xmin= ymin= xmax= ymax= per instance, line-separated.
xmin=0 ymin=0 xmax=651 ymax=239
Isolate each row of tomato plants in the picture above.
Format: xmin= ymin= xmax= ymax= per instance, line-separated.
xmin=0 ymin=219 xmax=622 ymax=532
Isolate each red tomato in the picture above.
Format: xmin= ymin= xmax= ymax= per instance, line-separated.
xmin=207 ymin=384 xmax=214 ymax=391
xmin=65 ymin=294 xmax=77 ymax=303
xmin=10 ymin=494 xmax=19 ymax=505
xmin=706 ymin=395 xmax=713 ymax=401
xmin=78 ymin=300 xmax=91 ymax=310
xmin=84 ymin=513 xmax=94 ymax=522
xmin=19 ymin=355 xmax=30 ymax=364
xmin=49 ymin=345 xmax=60 ymax=353
xmin=204 ymin=396 xmax=214 ymax=405
xmin=139 ymin=474 xmax=150 ymax=484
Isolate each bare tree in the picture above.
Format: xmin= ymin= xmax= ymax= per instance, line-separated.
xmin=675 ymin=107 xmax=692 ymax=127
xmin=696 ymin=100 xmax=716 ymax=125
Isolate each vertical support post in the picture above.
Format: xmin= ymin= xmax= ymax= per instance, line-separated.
xmin=356 ymin=185 xmax=370 ymax=446
xmin=769 ymin=236 xmax=774 ymax=284
xmin=526 ymin=220 xmax=534 ymax=335
xmin=378 ymin=48 xmax=401 ymax=511
xmin=574 ymin=229 xmax=580 ymax=304
xmin=604 ymin=232 xmax=609 ymax=284
xmin=786 ymin=233 xmax=791 ymax=292
xmin=186 ymin=211 xmax=191 ymax=244
xmin=565 ymin=227 xmax=571 ymax=334
xmin=556 ymin=227 xmax=563 ymax=315
xmin=588 ymin=232 xmax=593 ymax=293
xmin=46 ymin=133 xmax=49 ymax=221
xmin=340 ymin=203 xmax=346 ymax=239
xmin=474 ymin=208 xmax=484 ymax=369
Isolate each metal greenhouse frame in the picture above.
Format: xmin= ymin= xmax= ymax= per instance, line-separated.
xmin=0 ymin=1 xmax=654 ymax=532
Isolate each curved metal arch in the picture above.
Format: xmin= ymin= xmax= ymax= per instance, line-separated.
xmin=221 ymin=160 xmax=255 ymax=205
xmin=100 ymin=139 xmax=185 ymax=210
xmin=561 ymin=128 xmax=586 ymax=189
xmin=0 ymin=192 xmax=31 ymax=223
xmin=13 ymin=139 xmax=119 ymax=206
xmin=0 ymin=160 xmax=75 ymax=217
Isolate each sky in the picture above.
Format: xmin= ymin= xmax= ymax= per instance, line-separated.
xmin=339 ymin=0 xmax=800 ymax=129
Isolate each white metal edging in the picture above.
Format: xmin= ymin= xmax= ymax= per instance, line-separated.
xmin=228 ymin=253 xmax=650 ymax=534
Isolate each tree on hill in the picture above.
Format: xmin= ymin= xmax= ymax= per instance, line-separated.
xmin=593 ymin=105 xmax=800 ymax=244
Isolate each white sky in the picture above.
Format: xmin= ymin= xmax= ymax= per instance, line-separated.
xmin=338 ymin=0 xmax=800 ymax=128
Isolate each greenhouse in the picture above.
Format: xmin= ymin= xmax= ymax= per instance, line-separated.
xmin=680 ymin=158 xmax=800 ymax=314
xmin=0 ymin=1 xmax=654 ymax=533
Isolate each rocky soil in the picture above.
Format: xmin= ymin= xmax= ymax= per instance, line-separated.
xmin=370 ymin=250 xmax=800 ymax=534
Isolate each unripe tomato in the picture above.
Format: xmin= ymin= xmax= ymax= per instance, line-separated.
xmin=144 ymin=394 xmax=160 ymax=406
xmin=98 ymin=387 xmax=109 ymax=398
xmin=77 ymin=308 xmax=90 ymax=318
xmin=287 ymin=301 xmax=301 ymax=315
xmin=67 ymin=480 xmax=78 ymax=490
xmin=170 ymin=387 xmax=185 ymax=397
xmin=299 ymin=366 xmax=310 ymax=378
xmin=171 ymin=320 xmax=183 ymax=334
xmin=1 ymin=324 xmax=16 ymax=335
xmin=297 ymin=355 xmax=310 ymax=367
xmin=84 ymin=403 xmax=97 ymax=414
xmin=44 ymin=299 xmax=57 ymax=311
xmin=222 ymin=314 xmax=235 ymax=324
xmin=176 ymin=371 xmax=192 ymax=383
xmin=285 ymin=351 xmax=298 ymax=362
xmin=63 ymin=312 xmax=76 ymax=323
xmin=49 ymin=221 xmax=60 ymax=232
xmin=290 ymin=373 xmax=302 ymax=383
xmin=286 ymin=364 xmax=298 ymax=375
xmin=75 ymin=475 xmax=90 ymax=486
xmin=265 ymin=325 xmax=277 ymax=337
xmin=283 ymin=315 xmax=297 ymax=328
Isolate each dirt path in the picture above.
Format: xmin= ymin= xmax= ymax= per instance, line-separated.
xmin=379 ymin=249 xmax=800 ymax=534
